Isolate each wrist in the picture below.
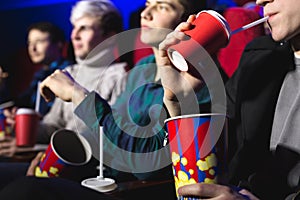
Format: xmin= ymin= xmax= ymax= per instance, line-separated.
xmin=163 ymin=97 xmax=181 ymax=117
xmin=72 ymin=86 xmax=89 ymax=106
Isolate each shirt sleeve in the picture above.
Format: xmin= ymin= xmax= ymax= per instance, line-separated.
xmin=36 ymin=98 xmax=67 ymax=143
xmin=74 ymin=90 xmax=171 ymax=180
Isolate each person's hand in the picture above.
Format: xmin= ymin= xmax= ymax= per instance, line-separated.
xmin=26 ymin=151 xmax=44 ymax=176
xmin=40 ymin=70 xmax=89 ymax=106
xmin=3 ymin=106 xmax=17 ymax=128
xmin=178 ymin=183 xmax=260 ymax=200
xmin=0 ymin=66 xmax=8 ymax=86
xmin=0 ymin=136 xmax=17 ymax=157
xmin=158 ymin=15 xmax=205 ymax=116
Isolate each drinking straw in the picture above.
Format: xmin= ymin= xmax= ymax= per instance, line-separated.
xmin=231 ymin=16 xmax=269 ymax=35
xmin=98 ymin=126 xmax=104 ymax=179
xmin=35 ymin=81 xmax=41 ymax=113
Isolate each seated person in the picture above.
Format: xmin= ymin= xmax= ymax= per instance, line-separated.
xmin=0 ymin=22 xmax=71 ymax=157
xmin=6 ymin=22 xmax=71 ymax=117
xmin=0 ymin=0 xmax=128 ymax=187
xmin=0 ymin=0 xmax=227 ymax=199
xmin=158 ymin=0 xmax=300 ymax=199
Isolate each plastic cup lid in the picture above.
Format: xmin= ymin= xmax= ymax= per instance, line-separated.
xmin=16 ymin=108 xmax=37 ymax=115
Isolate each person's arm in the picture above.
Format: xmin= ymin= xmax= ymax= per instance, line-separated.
xmin=74 ymin=86 xmax=169 ymax=180
xmin=178 ymin=183 xmax=259 ymax=200
xmin=158 ymin=15 xmax=211 ymax=117
xmin=40 ymin=68 xmax=169 ymax=180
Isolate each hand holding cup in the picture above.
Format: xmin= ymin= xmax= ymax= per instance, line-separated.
xmin=159 ymin=15 xmax=208 ymax=116
xmin=40 ymin=70 xmax=89 ymax=106
xmin=166 ymin=10 xmax=231 ymax=72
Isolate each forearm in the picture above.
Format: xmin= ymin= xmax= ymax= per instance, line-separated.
xmin=74 ymin=91 xmax=111 ymax=134
xmin=163 ymin=87 xmax=209 ymax=117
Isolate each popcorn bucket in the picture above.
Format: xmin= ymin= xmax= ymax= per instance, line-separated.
xmin=35 ymin=129 xmax=92 ymax=177
xmin=165 ymin=113 xmax=228 ymax=198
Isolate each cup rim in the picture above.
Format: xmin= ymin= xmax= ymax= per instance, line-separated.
xmin=164 ymin=113 xmax=226 ymax=124
xmin=197 ymin=10 xmax=231 ymax=40
xmin=50 ymin=129 xmax=92 ymax=166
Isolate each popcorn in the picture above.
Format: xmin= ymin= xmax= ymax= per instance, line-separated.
xmin=35 ymin=167 xmax=49 ymax=177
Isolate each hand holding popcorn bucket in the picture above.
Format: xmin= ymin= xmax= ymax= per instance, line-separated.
xmin=35 ymin=129 xmax=92 ymax=178
xmin=164 ymin=113 xmax=228 ymax=199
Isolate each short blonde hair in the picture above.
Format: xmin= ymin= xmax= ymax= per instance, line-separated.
xmin=70 ymin=0 xmax=123 ymax=35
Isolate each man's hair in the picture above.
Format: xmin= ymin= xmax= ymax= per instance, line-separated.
xmin=70 ymin=0 xmax=123 ymax=36
xmin=27 ymin=22 xmax=65 ymax=44
xmin=179 ymin=0 xmax=207 ymax=21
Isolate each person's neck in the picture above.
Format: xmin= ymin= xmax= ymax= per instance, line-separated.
xmin=76 ymin=46 xmax=115 ymax=67
xmin=291 ymin=34 xmax=300 ymax=57
xmin=152 ymin=47 xmax=161 ymax=82
xmin=41 ymin=56 xmax=62 ymax=70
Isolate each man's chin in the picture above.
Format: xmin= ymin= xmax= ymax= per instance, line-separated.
xmin=74 ymin=52 xmax=88 ymax=60
xmin=30 ymin=58 xmax=43 ymax=64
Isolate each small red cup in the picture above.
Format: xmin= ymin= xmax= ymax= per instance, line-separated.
xmin=167 ymin=10 xmax=231 ymax=71
xmin=35 ymin=129 xmax=92 ymax=178
xmin=164 ymin=113 xmax=228 ymax=198
xmin=15 ymin=108 xmax=39 ymax=147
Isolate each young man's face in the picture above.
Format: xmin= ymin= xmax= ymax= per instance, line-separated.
xmin=71 ymin=15 xmax=105 ymax=59
xmin=27 ymin=29 xmax=60 ymax=64
xmin=140 ymin=0 xmax=184 ymax=47
xmin=257 ymin=0 xmax=300 ymax=41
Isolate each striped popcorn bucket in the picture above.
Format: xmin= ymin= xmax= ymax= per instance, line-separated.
xmin=165 ymin=113 xmax=228 ymax=199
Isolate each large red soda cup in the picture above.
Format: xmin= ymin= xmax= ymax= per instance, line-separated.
xmin=167 ymin=10 xmax=231 ymax=71
xmin=164 ymin=113 xmax=228 ymax=198
xmin=15 ymin=108 xmax=39 ymax=147
xmin=35 ymin=129 xmax=92 ymax=178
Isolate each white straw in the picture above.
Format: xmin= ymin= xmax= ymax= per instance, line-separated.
xmin=231 ymin=16 xmax=269 ymax=35
xmin=98 ymin=126 xmax=104 ymax=179
xmin=35 ymin=81 xmax=41 ymax=113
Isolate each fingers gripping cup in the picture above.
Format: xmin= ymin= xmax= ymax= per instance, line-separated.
xmin=165 ymin=113 xmax=228 ymax=198
xmin=167 ymin=10 xmax=231 ymax=71
xmin=35 ymin=129 xmax=92 ymax=178
xmin=15 ymin=108 xmax=40 ymax=147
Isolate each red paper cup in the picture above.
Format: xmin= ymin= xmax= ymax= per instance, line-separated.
xmin=167 ymin=10 xmax=231 ymax=71
xmin=164 ymin=113 xmax=228 ymax=198
xmin=35 ymin=129 xmax=92 ymax=178
xmin=15 ymin=108 xmax=39 ymax=147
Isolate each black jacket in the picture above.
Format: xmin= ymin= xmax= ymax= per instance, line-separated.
xmin=226 ymin=35 xmax=299 ymax=199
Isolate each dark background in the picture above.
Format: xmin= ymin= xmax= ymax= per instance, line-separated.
xmin=0 ymin=0 xmax=145 ymax=63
